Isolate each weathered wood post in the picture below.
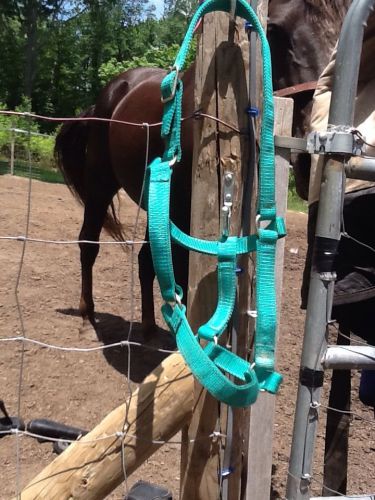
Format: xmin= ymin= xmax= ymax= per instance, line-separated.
xmin=179 ymin=2 xmax=287 ymax=498
xmin=10 ymin=121 xmax=15 ymax=175
xmin=245 ymin=95 xmax=293 ymax=498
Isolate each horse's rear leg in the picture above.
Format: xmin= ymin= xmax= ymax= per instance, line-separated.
xmin=138 ymin=231 xmax=189 ymax=340
xmin=78 ymin=193 xmax=115 ymax=327
xmin=138 ymin=229 xmax=157 ymax=338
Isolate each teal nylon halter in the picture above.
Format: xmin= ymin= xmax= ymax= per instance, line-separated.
xmin=145 ymin=0 xmax=285 ymax=407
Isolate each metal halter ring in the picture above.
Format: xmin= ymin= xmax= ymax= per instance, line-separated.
xmin=161 ymin=66 xmax=180 ymax=104
xmin=166 ymin=292 xmax=183 ymax=309
xmin=175 ymin=293 xmax=182 ymax=306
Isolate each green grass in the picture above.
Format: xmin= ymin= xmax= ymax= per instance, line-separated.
xmin=0 ymin=159 xmax=64 ymax=184
xmin=287 ymin=171 xmax=308 ymax=212
xmin=288 ymin=190 xmax=308 ymax=212
xmin=0 ymin=159 xmax=309 ymax=212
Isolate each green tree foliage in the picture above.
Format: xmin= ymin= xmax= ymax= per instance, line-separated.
xmin=0 ymin=98 xmax=55 ymax=172
xmin=0 ymin=0 xmax=198 ymax=133
xmin=99 ymin=41 xmax=196 ymax=84
xmin=99 ymin=1 xmax=198 ymax=83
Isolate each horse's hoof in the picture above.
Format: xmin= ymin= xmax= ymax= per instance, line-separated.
xmin=79 ymin=318 xmax=98 ymax=342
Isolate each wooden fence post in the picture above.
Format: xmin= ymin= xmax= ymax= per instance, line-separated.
xmin=245 ymin=96 xmax=293 ymax=499
xmin=10 ymin=122 xmax=15 ymax=175
xmin=180 ymin=2 xmax=272 ymax=498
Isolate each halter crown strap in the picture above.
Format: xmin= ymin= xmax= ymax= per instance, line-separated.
xmin=146 ymin=0 xmax=285 ymax=407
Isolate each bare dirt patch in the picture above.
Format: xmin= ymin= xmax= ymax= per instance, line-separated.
xmin=0 ymin=175 xmax=374 ymax=499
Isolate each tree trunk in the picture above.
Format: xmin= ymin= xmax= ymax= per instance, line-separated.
xmin=24 ymin=0 xmax=38 ymax=98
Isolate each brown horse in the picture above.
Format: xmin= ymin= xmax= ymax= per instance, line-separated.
xmin=55 ymin=66 xmax=194 ymax=337
xmin=54 ymin=0 xmax=350 ymax=337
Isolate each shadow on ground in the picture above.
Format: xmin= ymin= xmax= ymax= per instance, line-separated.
xmin=57 ymin=308 xmax=176 ymax=383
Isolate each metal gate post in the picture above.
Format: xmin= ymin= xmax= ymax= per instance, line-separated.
xmin=285 ymin=0 xmax=375 ymax=498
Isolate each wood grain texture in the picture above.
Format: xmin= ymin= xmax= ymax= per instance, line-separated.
xmin=180 ymin=9 xmax=253 ymax=500
xmin=18 ymin=353 xmax=194 ymax=500
xmin=180 ymin=12 xmax=223 ymax=500
xmin=246 ymin=96 xmax=293 ymax=500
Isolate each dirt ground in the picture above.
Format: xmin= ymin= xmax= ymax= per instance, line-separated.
xmin=0 ymin=175 xmax=374 ymax=499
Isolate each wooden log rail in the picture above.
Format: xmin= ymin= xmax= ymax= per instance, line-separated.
xmin=18 ymin=353 xmax=194 ymax=500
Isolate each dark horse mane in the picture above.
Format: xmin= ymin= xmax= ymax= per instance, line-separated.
xmin=305 ymin=0 xmax=351 ymax=45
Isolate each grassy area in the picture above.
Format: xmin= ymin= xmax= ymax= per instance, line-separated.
xmin=287 ymin=171 xmax=308 ymax=212
xmin=288 ymin=190 xmax=308 ymax=212
xmin=0 ymin=159 xmax=64 ymax=184
xmin=0 ymin=159 xmax=308 ymax=213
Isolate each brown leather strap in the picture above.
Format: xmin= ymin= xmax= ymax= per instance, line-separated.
xmin=273 ymin=81 xmax=317 ymax=98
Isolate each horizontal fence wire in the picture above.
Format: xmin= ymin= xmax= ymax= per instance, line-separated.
xmin=0 ymin=336 xmax=177 ymax=354
xmin=0 ymin=112 xmax=161 ymax=498
xmin=0 ymin=427 xmax=227 ymax=447
xmin=0 ymin=235 xmax=148 ymax=245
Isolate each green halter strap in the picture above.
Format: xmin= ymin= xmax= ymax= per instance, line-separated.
xmin=145 ymin=0 xmax=285 ymax=407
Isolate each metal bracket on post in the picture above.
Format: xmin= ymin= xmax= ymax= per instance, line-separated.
xmin=221 ymin=171 xmax=234 ymax=238
xmin=306 ymin=126 xmax=364 ymax=155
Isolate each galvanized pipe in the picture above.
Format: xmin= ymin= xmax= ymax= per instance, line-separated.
xmin=286 ymin=1 xmax=375 ymax=499
xmin=286 ymin=158 xmax=344 ymax=500
xmin=322 ymin=345 xmax=375 ymax=369
xmin=313 ymin=495 xmax=375 ymax=500
xmin=345 ymin=157 xmax=375 ymax=180
xmin=329 ymin=0 xmax=375 ymax=127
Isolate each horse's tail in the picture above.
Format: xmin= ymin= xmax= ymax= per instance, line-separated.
xmin=54 ymin=107 xmax=127 ymax=244
xmin=54 ymin=106 xmax=94 ymax=205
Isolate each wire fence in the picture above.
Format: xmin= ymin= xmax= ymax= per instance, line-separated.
xmin=0 ymin=109 xmax=374 ymax=499
xmin=0 ymin=109 xmax=227 ymax=500
xmin=0 ymin=122 xmax=62 ymax=183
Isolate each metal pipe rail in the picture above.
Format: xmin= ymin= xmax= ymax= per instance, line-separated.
xmin=322 ymin=346 xmax=375 ymax=369
xmin=346 ymin=157 xmax=375 ymax=180
xmin=286 ymin=0 xmax=375 ymax=499
xmin=313 ymin=496 xmax=375 ymax=500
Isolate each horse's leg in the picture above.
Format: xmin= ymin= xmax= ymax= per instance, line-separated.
xmin=78 ymin=189 xmax=115 ymax=330
xmin=171 ymin=199 xmax=190 ymax=308
xmin=138 ymin=230 xmax=189 ymax=341
xmin=138 ymin=228 xmax=157 ymax=338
